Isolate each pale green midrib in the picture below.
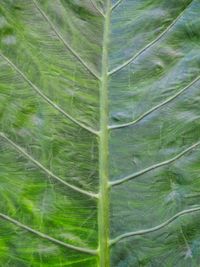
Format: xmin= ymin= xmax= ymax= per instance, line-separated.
xmin=98 ymin=1 xmax=111 ymax=266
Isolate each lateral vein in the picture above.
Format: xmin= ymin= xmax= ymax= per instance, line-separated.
xmin=32 ymin=0 xmax=100 ymax=80
xmin=0 ymin=132 xmax=98 ymax=199
xmin=110 ymin=141 xmax=200 ymax=187
xmin=111 ymin=0 xmax=124 ymax=11
xmin=109 ymin=1 xmax=193 ymax=75
xmin=90 ymin=0 xmax=105 ymax=17
xmin=0 ymin=53 xmax=98 ymax=136
xmin=169 ymin=178 xmax=192 ymax=258
xmin=109 ymin=74 xmax=200 ymax=130
xmin=110 ymin=206 xmax=200 ymax=245
xmin=0 ymin=212 xmax=97 ymax=255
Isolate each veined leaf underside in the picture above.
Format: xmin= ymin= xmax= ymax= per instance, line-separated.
xmin=0 ymin=0 xmax=200 ymax=266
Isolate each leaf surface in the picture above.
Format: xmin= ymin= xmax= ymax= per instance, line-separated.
xmin=0 ymin=0 xmax=200 ymax=266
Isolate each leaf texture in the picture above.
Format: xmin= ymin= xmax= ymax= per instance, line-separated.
xmin=0 ymin=0 xmax=200 ymax=266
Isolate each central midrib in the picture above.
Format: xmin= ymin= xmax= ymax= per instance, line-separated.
xmin=98 ymin=0 xmax=111 ymax=266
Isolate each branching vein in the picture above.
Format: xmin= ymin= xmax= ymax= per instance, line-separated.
xmin=0 ymin=212 xmax=97 ymax=255
xmin=90 ymin=0 xmax=105 ymax=17
xmin=0 ymin=53 xmax=98 ymax=135
xmin=0 ymin=132 xmax=98 ymax=199
xmin=110 ymin=141 xmax=200 ymax=187
xmin=109 ymin=74 xmax=200 ymax=130
xmin=109 ymin=1 xmax=193 ymax=75
xmin=32 ymin=0 xmax=100 ymax=80
xmin=111 ymin=0 xmax=124 ymax=11
xmin=110 ymin=206 xmax=200 ymax=245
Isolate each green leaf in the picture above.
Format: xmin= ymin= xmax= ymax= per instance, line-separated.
xmin=0 ymin=0 xmax=200 ymax=266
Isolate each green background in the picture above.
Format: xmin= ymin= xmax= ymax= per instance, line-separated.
xmin=1 ymin=0 xmax=200 ymax=266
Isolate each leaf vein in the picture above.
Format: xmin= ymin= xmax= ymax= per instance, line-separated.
xmin=110 ymin=206 xmax=200 ymax=245
xmin=32 ymin=0 xmax=100 ymax=80
xmin=0 ymin=212 xmax=97 ymax=255
xmin=109 ymin=74 xmax=200 ymax=130
xmin=111 ymin=0 xmax=124 ymax=11
xmin=90 ymin=0 xmax=105 ymax=17
xmin=0 ymin=53 xmax=99 ymax=135
xmin=0 ymin=132 xmax=98 ymax=199
xmin=109 ymin=0 xmax=193 ymax=75
xmin=110 ymin=141 xmax=200 ymax=186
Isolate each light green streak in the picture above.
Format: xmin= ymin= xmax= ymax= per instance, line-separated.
xmin=98 ymin=0 xmax=111 ymax=266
